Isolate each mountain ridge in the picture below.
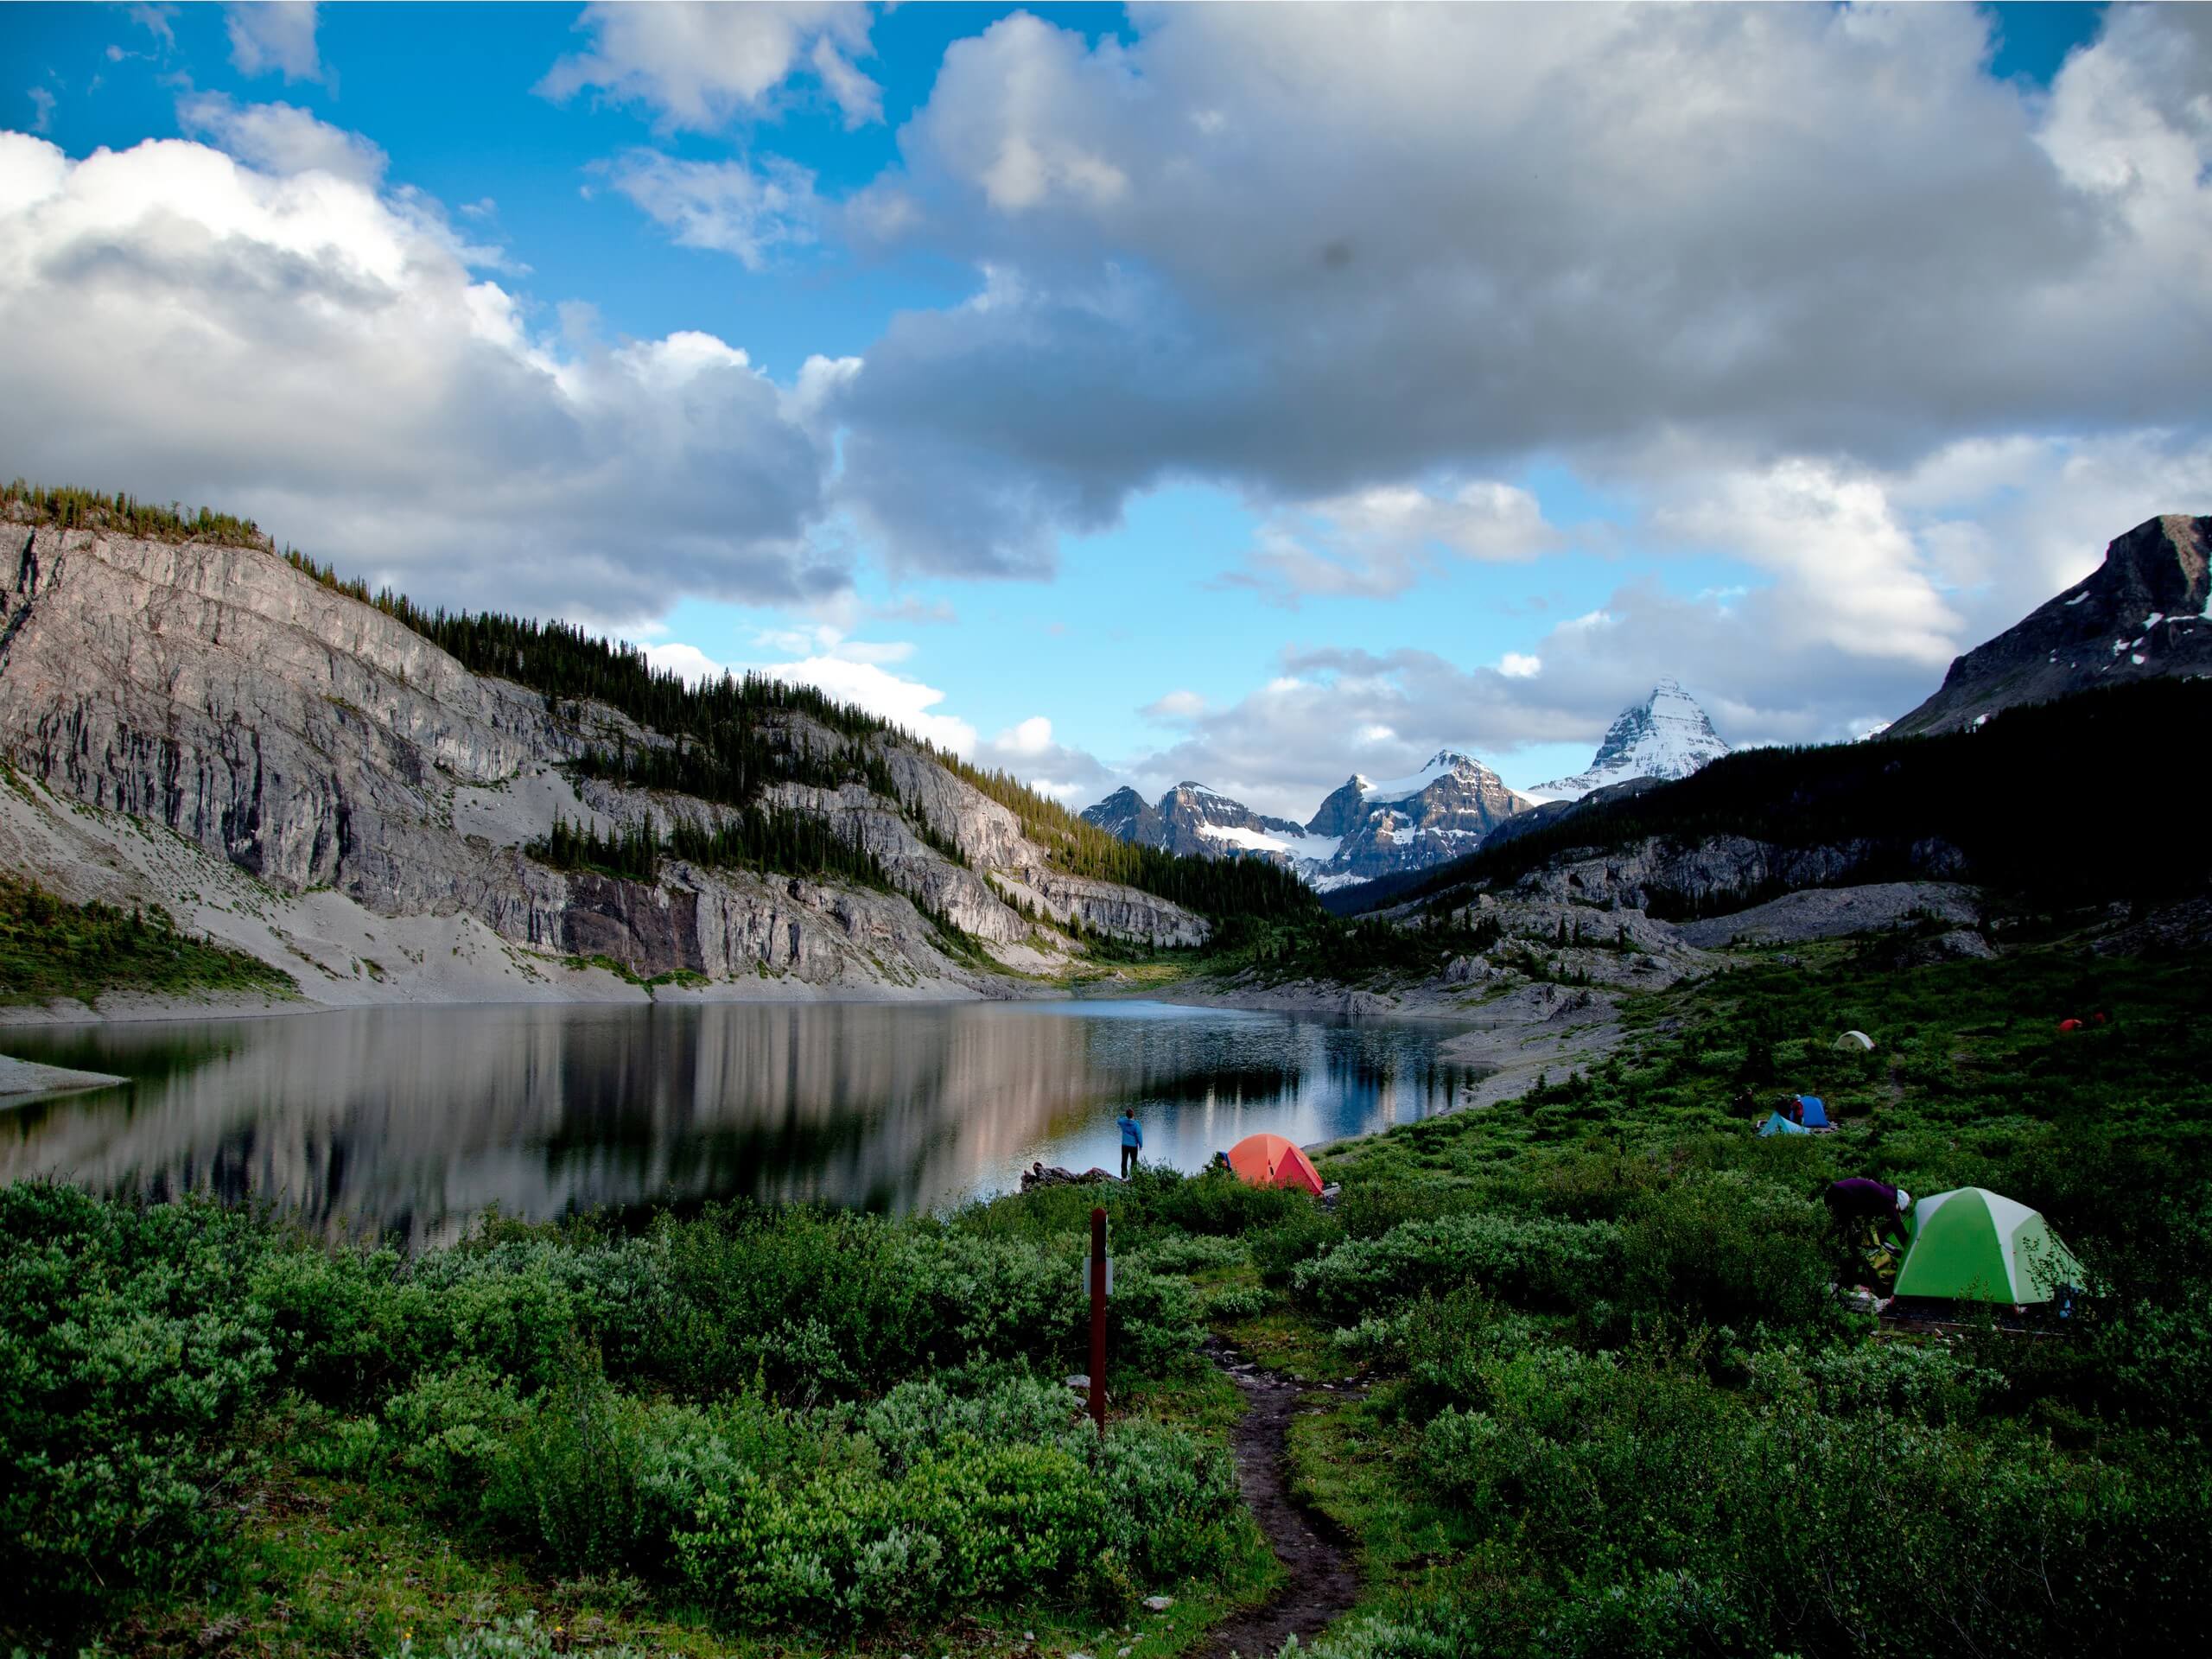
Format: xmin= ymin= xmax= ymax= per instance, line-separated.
xmin=0 ymin=504 xmax=1253 ymax=1007
xmin=1083 ymin=748 xmax=1531 ymax=890
xmin=1081 ymin=683 xmax=1731 ymax=889
xmin=1891 ymin=513 xmax=2212 ymax=736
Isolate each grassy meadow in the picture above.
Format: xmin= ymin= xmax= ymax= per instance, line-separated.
xmin=5 ymin=933 xmax=2209 ymax=1657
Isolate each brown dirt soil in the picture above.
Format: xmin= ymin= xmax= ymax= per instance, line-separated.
xmin=1195 ymin=1338 xmax=1362 ymax=1659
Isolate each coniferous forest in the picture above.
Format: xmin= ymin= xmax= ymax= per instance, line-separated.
xmin=276 ymin=549 xmax=1319 ymax=926
xmin=12 ymin=482 xmax=1317 ymax=931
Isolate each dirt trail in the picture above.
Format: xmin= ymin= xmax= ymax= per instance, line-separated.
xmin=1196 ymin=1338 xmax=1362 ymax=1659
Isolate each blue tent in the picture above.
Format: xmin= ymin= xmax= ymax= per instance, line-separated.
xmin=1798 ymin=1096 xmax=1830 ymax=1128
xmin=1758 ymin=1111 xmax=1810 ymax=1137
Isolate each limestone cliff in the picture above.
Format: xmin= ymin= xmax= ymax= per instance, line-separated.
xmin=0 ymin=516 xmax=1204 ymax=1007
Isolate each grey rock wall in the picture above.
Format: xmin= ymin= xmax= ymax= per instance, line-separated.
xmin=0 ymin=518 xmax=1205 ymax=995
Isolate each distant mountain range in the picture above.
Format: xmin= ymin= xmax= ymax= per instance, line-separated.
xmin=1082 ymin=682 xmax=1730 ymax=887
xmin=1891 ymin=513 xmax=2212 ymax=736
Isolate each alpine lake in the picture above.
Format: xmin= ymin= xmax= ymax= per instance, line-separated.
xmin=0 ymin=998 xmax=1480 ymax=1242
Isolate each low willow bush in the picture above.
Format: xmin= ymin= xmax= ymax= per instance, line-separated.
xmin=1294 ymin=1211 xmax=1624 ymax=1317
xmin=1410 ymin=1339 xmax=2211 ymax=1658
xmin=1618 ymin=1167 xmax=1836 ymax=1332
xmin=250 ymin=1204 xmax=1205 ymax=1409
xmin=673 ymin=1409 xmax=1236 ymax=1630
xmin=0 ymin=1185 xmax=276 ymax=1623
xmin=1 ymin=1185 xmax=1221 ymax=1643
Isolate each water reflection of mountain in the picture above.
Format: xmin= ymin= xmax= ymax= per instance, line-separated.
xmin=0 ymin=1002 xmax=1474 ymax=1242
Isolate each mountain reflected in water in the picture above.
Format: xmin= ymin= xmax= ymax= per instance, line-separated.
xmin=1 ymin=1000 xmax=1477 ymax=1240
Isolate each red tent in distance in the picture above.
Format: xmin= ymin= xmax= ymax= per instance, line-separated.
xmin=1227 ymin=1133 xmax=1325 ymax=1197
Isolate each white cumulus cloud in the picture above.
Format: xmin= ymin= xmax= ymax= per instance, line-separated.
xmin=602 ymin=150 xmax=818 ymax=270
xmin=762 ymin=655 xmax=976 ymax=754
xmin=225 ymin=3 xmax=322 ymax=84
xmin=541 ymin=2 xmax=880 ymax=130
xmin=176 ymin=92 xmax=385 ymax=185
xmin=822 ymin=4 xmax=2212 ymax=587
xmin=0 ymin=127 xmax=843 ymax=622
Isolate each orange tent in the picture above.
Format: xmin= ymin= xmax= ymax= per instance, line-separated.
xmin=1227 ymin=1133 xmax=1324 ymax=1197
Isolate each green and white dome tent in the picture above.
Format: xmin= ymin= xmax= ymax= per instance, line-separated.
xmin=1892 ymin=1187 xmax=2088 ymax=1304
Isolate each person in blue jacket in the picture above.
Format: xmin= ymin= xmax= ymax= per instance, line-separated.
xmin=1116 ymin=1109 xmax=1143 ymax=1179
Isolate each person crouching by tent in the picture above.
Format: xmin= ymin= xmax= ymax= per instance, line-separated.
xmin=1116 ymin=1109 xmax=1144 ymax=1179
xmin=1825 ymin=1177 xmax=1913 ymax=1281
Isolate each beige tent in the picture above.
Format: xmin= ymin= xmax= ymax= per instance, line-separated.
xmin=1835 ymin=1030 xmax=1874 ymax=1052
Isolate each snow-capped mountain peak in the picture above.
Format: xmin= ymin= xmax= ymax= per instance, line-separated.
xmin=1525 ymin=681 xmax=1729 ymax=804
xmin=1357 ymin=749 xmax=1481 ymax=802
xmin=1081 ymin=747 xmax=1533 ymax=892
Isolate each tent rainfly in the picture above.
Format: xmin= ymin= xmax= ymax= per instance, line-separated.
xmin=1227 ymin=1133 xmax=1325 ymax=1196
xmin=1758 ymin=1111 xmax=1810 ymax=1137
xmin=1893 ymin=1187 xmax=2088 ymax=1304
xmin=1835 ymin=1030 xmax=1874 ymax=1051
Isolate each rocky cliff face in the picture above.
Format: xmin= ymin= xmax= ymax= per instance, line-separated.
xmin=0 ymin=518 xmax=1204 ymax=1005
xmin=1079 ymin=779 xmax=1340 ymax=871
xmin=1080 ymin=785 xmax=1166 ymax=847
xmin=1311 ymin=752 xmax=1532 ymax=887
xmin=1504 ymin=831 xmax=1969 ymax=916
xmin=1304 ymin=778 xmax=1371 ymax=840
xmin=1151 ymin=783 xmax=1314 ymax=860
xmin=1892 ymin=514 xmax=2212 ymax=736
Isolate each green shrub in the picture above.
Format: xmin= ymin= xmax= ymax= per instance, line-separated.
xmin=1336 ymin=1178 xmax=1488 ymax=1239
xmin=0 ymin=1186 xmax=277 ymax=1631
xmin=1395 ymin=1290 xmax=1558 ymax=1412
xmin=1531 ymin=1141 xmax=1674 ymax=1222
xmin=1129 ymin=1232 xmax=1249 ymax=1274
xmin=1302 ymin=1603 xmax=1497 ymax=1659
xmin=1410 ymin=1332 xmax=2212 ymax=1657
xmin=289 ymin=1403 xmax=387 ymax=1479
xmin=671 ymin=1402 xmax=1236 ymax=1631
xmin=1201 ymin=1282 xmax=1268 ymax=1321
xmin=1153 ymin=1166 xmax=1315 ymax=1236
xmin=864 ymin=1374 xmax=1077 ymax=1473
xmin=674 ymin=1440 xmax=1102 ymax=1627
xmin=1748 ymin=1338 xmax=1999 ymax=1427
xmin=382 ymin=1363 xmax=528 ymax=1510
xmin=252 ymin=1242 xmax=423 ymax=1402
xmin=498 ymin=1351 xmax=660 ymax=1573
xmin=1618 ymin=1169 xmax=1834 ymax=1332
xmin=1084 ymin=1414 xmax=1242 ymax=1582
xmin=1249 ymin=1206 xmax=1345 ymax=1286
xmin=1294 ymin=1211 xmax=1623 ymax=1317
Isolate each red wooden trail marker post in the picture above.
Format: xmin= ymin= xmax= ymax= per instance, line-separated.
xmin=1088 ymin=1205 xmax=1109 ymax=1433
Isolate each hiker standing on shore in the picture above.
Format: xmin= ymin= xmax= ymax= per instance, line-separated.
xmin=1116 ymin=1109 xmax=1144 ymax=1179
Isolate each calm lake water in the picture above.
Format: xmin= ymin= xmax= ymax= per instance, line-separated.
xmin=2 ymin=999 xmax=1477 ymax=1240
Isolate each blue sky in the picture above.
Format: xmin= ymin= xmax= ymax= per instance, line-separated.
xmin=6 ymin=2 xmax=2207 ymax=818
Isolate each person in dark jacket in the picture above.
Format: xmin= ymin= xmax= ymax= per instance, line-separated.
xmin=1116 ymin=1110 xmax=1144 ymax=1179
xmin=1826 ymin=1177 xmax=1914 ymax=1277
xmin=1825 ymin=1177 xmax=1911 ymax=1225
